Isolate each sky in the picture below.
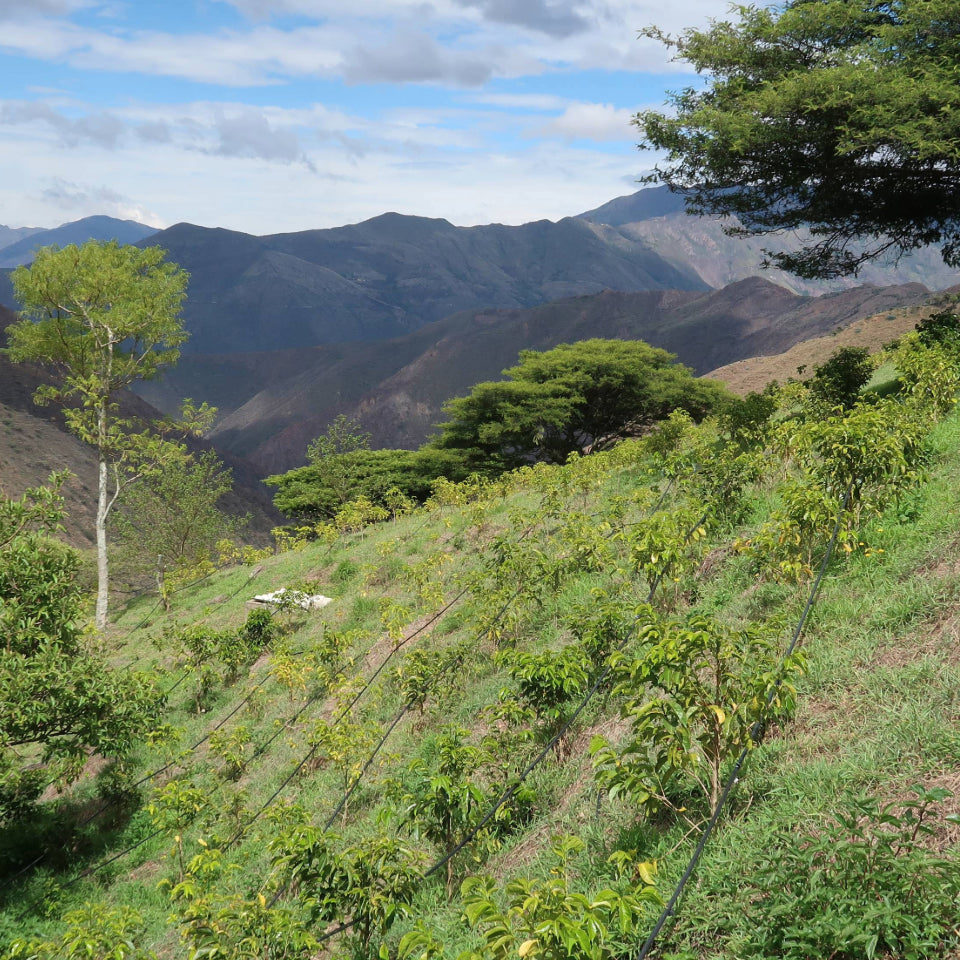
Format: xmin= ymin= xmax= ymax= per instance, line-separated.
xmin=0 ymin=0 xmax=728 ymax=235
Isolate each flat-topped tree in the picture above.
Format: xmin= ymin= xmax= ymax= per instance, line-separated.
xmin=6 ymin=241 xmax=190 ymax=631
xmin=637 ymin=0 xmax=960 ymax=279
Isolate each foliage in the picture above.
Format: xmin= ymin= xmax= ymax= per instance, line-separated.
xmin=4 ymin=902 xmax=157 ymax=960
xmin=6 ymin=240 xmax=192 ymax=629
xmin=392 ymin=647 xmax=460 ymax=717
xmin=718 ymin=389 xmax=778 ymax=449
xmin=208 ymin=725 xmax=252 ymax=781
xmin=396 ymin=727 xmax=533 ymax=899
xmin=113 ymin=449 xmax=242 ymax=596
xmin=726 ymin=786 xmax=960 ymax=959
xmin=502 ymin=646 xmax=590 ymax=748
xmin=806 ymin=347 xmax=874 ymax=411
xmin=148 ymin=779 xmax=208 ymax=881
xmin=434 ymin=339 xmax=730 ymax=472
xmin=267 ymin=448 xmax=468 ymax=523
xmin=269 ymin=826 xmax=424 ymax=952
xmin=306 ymin=680 xmax=381 ymax=820
xmin=0 ymin=477 xmax=164 ymax=819
xmin=916 ymin=309 xmax=960 ymax=350
xmin=168 ymin=610 xmax=278 ymax=711
xmin=592 ymin=613 xmax=802 ymax=816
xmin=451 ymin=835 xmax=659 ymax=960
xmin=637 ymin=0 xmax=960 ymax=278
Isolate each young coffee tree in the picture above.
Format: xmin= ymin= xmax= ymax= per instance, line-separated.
xmin=592 ymin=614 xmax=803 ymax=817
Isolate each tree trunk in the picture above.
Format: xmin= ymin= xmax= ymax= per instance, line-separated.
xmin=95 ymin=453 xmax=110 ymax=631
xmin=95 ymin=400 xmax=110 ymax=631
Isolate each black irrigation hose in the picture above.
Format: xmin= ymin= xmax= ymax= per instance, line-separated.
xmin=118 ymin=565 xmax=264 ymax=671
xmin=8 ymin=643 xmax=359 ymax=917
xmin=422 ymin=509 xmax=711 ymax=887
xmin=301 ymin=502 xmax=712 ymax=949
xmin=633 ymin=487 xmax=851 ymax=960
xmin=229 ymin=511 xmax=552 ymax=855
xmin=246 ymin=582 xmax=521 ymax=861
xmin=16 ymin=512 xmax=509 ymax=900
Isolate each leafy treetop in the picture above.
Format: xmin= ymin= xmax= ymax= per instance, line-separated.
xmin=637 ymin=0 xmax=960 ymax=278
xmin=434 ymin=338 xmax=730 ymax=471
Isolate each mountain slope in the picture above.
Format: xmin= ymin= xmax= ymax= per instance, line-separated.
xmin=578 ymin=187 xmax=960 ymax=294
xmin=137 ymin=214 xmax=709 ymax=354
xmin=0 ymin=225 xmax=44 ymax=251
xmin=193 ymin=278 xmax=934 ymax=472
xmin=0 ymin=216 xmax=158 ymax=267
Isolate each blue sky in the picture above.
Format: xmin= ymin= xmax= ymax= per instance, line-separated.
xmin=0 ymin=0 xmax=726 ymax=234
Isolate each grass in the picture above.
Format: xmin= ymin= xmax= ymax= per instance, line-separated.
xmin=5 ymin=394 xmax=960 ymax=958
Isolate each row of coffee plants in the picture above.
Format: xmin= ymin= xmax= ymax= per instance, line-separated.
xmin=7 ymin=322 xmax=960 ymax=958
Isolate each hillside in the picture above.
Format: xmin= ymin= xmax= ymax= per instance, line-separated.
xmin=4 ymin=328 xmax=960 ymax=958
xmin=144 ymin=277 xmax=936 ymax=472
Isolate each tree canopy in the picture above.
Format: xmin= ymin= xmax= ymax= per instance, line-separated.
xmin=0 ymin=477 xmax=163 ymax=819
xmin=267 ymin=447 xmax=469 ymax=522
xmin=637 ymin=0 xmax=960 ymax=278
xmin=434 ymin=339 xmax=730 ymax=471
xmin=6 ymin=241 xmax=191 ymax=629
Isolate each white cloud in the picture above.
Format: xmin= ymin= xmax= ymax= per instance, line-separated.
xmin=39 ymin=177 xmax=166 ymax=227
xmin=0 ymin=0 xmax=717 ymax=88
xmin=0 ymin=100 xmax=125 ymax=148
xmin=342 ymin=30 xmax=492 ymax=86
xmin=537 ymin=102 xmax=636 ymax=141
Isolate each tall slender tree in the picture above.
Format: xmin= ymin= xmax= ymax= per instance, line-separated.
xmin=6 ymin=240 xmax=190 ymax=630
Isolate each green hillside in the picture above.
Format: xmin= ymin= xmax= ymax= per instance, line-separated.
xmin=4 ymin=328 xmax=960 ymax=959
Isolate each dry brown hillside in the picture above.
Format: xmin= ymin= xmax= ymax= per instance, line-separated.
xmin=705 ymin=293 xmax=958 ymax=394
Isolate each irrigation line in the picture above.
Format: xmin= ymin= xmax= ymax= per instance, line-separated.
xmin=117 ymin=564 xmax=265 ymax=672
xmin=423 ymin=509 xmax=712 ymax=886
xmin=227 ymin=508 xmax=554 ymax=855
xmin=304 ymin=502 xmax=713 ymax=949
xmin=633 ymin=487 xmax=851 ymax=960
xmin=248 ymin=580 xmax=525 ymax=863
xmin=15 ymin=511 xmax=509 ymax=901
xmin=10 ymin=467 xmax=680 ymax=926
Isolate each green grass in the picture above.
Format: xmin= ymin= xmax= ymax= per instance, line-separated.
xmin=6 ymin=398 xmax=960 ymax=958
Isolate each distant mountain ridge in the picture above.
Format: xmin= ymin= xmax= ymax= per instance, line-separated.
xmin=577 ymin=187 xmax=960 ymax=295
xmin=4 ymin=188 xmax=960 ymax=481
xmin=134 ymin=213 xmax=709 ymax=354
xmin=0 ymin=216 xmax=158 ymax=267
xmin=0 ymin=225 xmax=44 ymax=252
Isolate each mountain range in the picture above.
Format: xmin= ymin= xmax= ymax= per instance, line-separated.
xmin=2 ymin=188 xmax=959 ymax=478
xmin=0 ymin=216 xmax=158 ymax=268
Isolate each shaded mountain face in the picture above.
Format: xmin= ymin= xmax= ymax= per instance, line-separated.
xmin=578 ymin=186 xmax=960 ymax=294
xmin=0 ymin=216 xmax=158 ymax=267
xmin=138 ymin=213 xmax=709 ymax=354
xmin=145 ymin=277 xmax=933 ymax=475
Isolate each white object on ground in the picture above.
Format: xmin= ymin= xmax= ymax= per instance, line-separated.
xmin=250 ymin=588 xmax=333 ymax=610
